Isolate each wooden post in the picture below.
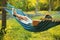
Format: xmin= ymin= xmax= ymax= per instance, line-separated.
xmin=0 ymin=0 xmax=7 ymax=40
xmin=1 ymin=0 xmax=7 ymax=34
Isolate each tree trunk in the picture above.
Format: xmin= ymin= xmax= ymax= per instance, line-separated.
xmin=1 ymin=0 xmax=7 ymax=34
xmin=49 ymin=0 xmax=51 ymax=11
xmin=35 ymin=0 xmax=39 ymax=15
xmin=0 ymin=0 xmax=7 ymax=40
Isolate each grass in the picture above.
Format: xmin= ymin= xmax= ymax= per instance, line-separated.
xmin=0 ymin=19 xmax=60 ymax=40
xmin=25 ymin=11 xmax=59 ymax=14
xmin=0 ymin=11 xmax=60 ymax=40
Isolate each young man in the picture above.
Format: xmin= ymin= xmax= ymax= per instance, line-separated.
xmin=13 ymin=8 xmax=53 ymax=27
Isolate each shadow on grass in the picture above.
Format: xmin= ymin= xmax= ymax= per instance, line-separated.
xmin=0 ymin=31 xmax=4 ymax=40
xmin=0 ymin=30 xmax=6 ymax=40
xmin=53 ymin=35 xmax=60 ymax=40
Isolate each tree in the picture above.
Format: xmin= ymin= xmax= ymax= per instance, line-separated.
xmin=0 ymin=0 xmax=7 ymax=40
xmin=51 ymin=0 xmax=60 ymax=11
xmin=35 ymin=0 xmax=39 ymax=14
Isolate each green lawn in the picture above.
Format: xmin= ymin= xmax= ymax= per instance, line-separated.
xmin=0 ymin=11 xmax=60 ymax=40
xmin=3 ymin=18 xmax=60 ymax=40
xmin=0 ymin=18 xmax=60 ymax=40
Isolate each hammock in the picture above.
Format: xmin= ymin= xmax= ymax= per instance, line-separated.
xmin=4 ymin=3 xmax=60 ymax=32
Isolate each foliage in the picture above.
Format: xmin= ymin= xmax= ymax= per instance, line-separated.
xmin=7 ymin=0 xmax=60 ymax=11
xmin=0 ymin=0 xmax=60 ymax=11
